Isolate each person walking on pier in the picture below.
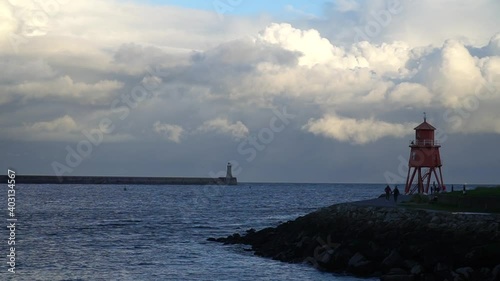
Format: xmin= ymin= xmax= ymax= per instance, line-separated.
xmin=384 ymin=185 xmax=392 ymax=200
xmin=393 ymin=186 xmax=400 ymax=203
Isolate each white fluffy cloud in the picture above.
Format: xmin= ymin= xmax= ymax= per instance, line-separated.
xmin=303 ymin=115 xmax=417 ymax=144
xmin=258 ymin=23 xmax=341 ymax=67
xmin=153 ymin=122 xmax=184 ymax=143
xmin=198 ymin=118 xmax=249 ymax=140
xmin=6 ymin=115 xmax=81 ymax=141
xmin=28 ymin=115 xmax=78 ymax=133
xmin=7 ymin=76 xmax=124 ymax=105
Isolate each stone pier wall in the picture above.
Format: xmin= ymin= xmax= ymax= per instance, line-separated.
xmin=213 ymin=203 xmax=500 ymax=280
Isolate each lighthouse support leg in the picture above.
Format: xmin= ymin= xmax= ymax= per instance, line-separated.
xmin=417 ymin=168 xmax=423 ymax=193
xmin=406 ymin=168 xmax=417 ymax=194
xmin=437 ymin=166 xmax=445 ymax=190
xmin=424 ymin=168 xmax=432 ymax=193
xmin=404 ymin=168 xmax=412 ymax=194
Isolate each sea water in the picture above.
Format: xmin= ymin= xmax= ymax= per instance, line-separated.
xmin=0 ymin=183 xmax=384 ymax=281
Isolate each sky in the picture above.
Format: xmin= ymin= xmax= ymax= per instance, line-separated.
xmin=1 ymin=0 xmax=499 ymax=184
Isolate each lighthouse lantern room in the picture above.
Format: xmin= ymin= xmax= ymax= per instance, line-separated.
xmin=404 ymin=114 xmax=445 ymax=194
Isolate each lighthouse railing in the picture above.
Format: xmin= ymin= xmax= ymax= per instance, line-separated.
xmin=409 ymin=140 xmax=440 ymax=146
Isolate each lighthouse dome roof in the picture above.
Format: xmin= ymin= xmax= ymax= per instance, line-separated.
xmin=414 ymin=121 xmax=436 ymax=130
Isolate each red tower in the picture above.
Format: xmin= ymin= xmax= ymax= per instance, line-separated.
xmin=404 ymin=116 xmax=444 ymax=194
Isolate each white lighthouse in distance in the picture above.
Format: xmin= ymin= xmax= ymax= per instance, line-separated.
xmin=218 ymin=162 xmax=236 ymax=185
xmin=226 ymin=162 xmax=233 ymax=181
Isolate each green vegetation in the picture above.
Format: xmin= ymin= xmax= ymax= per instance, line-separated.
xmin=446 ymin=185 xmax=500 ymax=197
xmin=401 ymin=186 xmax=500 ymax=213
xmin=408 ymin=193 xmax=430 ymax=204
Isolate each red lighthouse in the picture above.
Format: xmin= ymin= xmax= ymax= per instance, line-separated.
xmin=404 ymin=115 xmax=444 ymax=194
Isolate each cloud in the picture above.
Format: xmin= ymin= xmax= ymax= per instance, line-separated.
xmin=6 ymin=115 xmax=79 ymax=141
xmin=6 ymin=75 xmax=123 ymax=105
xmin=3 ymin=114 xmax=135 ymax=142
xmin=429 ymin=40 xmax=486 ymax=108
xmin=284 ymin=5 xmax=319 ymax=20
xmin=2 ymin=18 xmax=499 ymax=143
xmin=28 ymin=115 xmax=78 ymax=132
xmin=197 ymin=118 xmax=249 ymax=140
xmin=333 ymin=0 xmax=361 ymax=12
xmin=316 ymin=0 xmax=500 ymax=47
xmin=153 ymin=121 xmax=184 ymax=143
xmin=387 ymin=82 xmax=433 ymax=107
xmin=303 ymin=114 xmax=417 ymax=145
xmin=258 ymin=23 xmax=340 ymax=67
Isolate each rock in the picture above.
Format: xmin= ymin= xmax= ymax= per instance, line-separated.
xmin=479 ymin=267 xmax=490 ymax=277
xmin=435 ymin=262 xmax=449 ymax=272
xmin=455 ymin=267 xmax=473 ymax=279
xmin=383 ymin=249 xmax=403 ymax=269
xmin=348 ymin=252 xmax=367 ymax=267
xmin=434 ymin=263 xmax=453 ymax=281
xmin=430 ymin=216 xmax=441 ymax=224
xmin=246 ymin=228 xmax=256 ymax=234
xmin=347 ymin=252 xmax=375 ymax=276
xmin=427 ymin=223 xmax=439 ymax=228
xmin=388 ymin=268 xmax=408 ymax=275
xmin=403 ymin=260 xmax=418 ymax=270
xmin=493 ymin=264 xmax=500 ymax=280
xmin=489 ymin=222 xmax=499 ymax=232
xmin=330 ymin=247 xmax=352 ymax=270
xmin=380 ymin=274 xmax=414 ymax=281
xmin=411 ymin=264 xmax=424 ymax=275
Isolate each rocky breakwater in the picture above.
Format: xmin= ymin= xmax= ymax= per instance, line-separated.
xmin=209 ymin=203 xmax=500 ymax=281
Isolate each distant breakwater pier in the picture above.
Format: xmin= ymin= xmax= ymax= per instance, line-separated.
xmin=211 ymin=201 xmax=500 ymax=281
xmin=2 ymin=163 xmax=237 ymax=185
xmin=0 ymin=175 xmax=237 ymax=185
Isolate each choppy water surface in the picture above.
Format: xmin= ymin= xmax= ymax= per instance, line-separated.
xmin=0 ymin=183 xmax=384 ymax=280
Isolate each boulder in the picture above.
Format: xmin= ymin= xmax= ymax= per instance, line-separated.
xmin=455 ymin=267 xmax=474 ymax=280
xmin=382 ymin=249 xmax=403 ymax=269
xmin=380 ymin=274 xmax=414 ymax=281
xmin=403 ymin=260 xmax=418 ymax=270
xmin=410 ymin=264 xmax=424 ymax=275
xmin=348 ymin=252 xmax=367 ymax=267
xmin=430 ymin=216 xmax=441 ymax=224
xmin=388 ymin=268 xmax=408 ymax=275
xmin=347 ymin=252 xmax=375 ymax=276
xmin=492 ymin=264 xmax=500 ymax=280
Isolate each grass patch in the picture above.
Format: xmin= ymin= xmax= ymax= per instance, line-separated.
xmin=446 ymin=185 xmax=500 ymax=197
xmin=409 ymin=193 xmax=430 ymax=203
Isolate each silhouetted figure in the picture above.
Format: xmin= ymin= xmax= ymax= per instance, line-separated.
xmin=451 ymin=185 xmax=454 ymax=192
xmin=463 ymin=185 xmax=466 ymax=195
xmin=393 ymin=186 xmax=400 ymax=203
xmin=385 ymin=185 xmax=392 ymax=200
